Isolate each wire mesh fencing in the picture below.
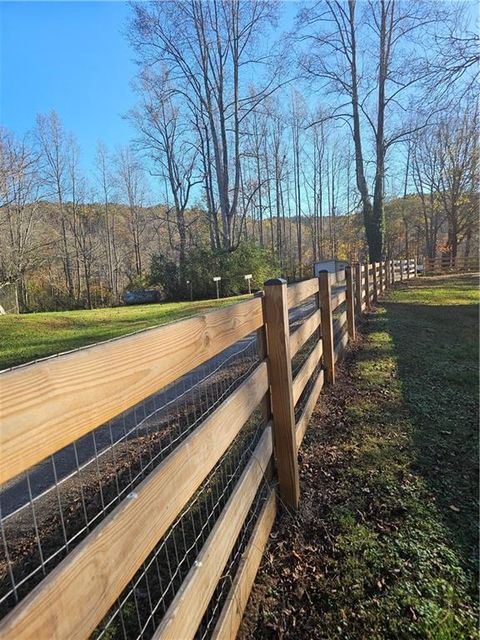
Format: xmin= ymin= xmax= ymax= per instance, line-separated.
xmin=1 ymin=272 xmax=361 ymax=639
xmin=92 ymin=410 xmax=271 ymax=640
xmin=0 ymin=330 xmax=261 ymax=626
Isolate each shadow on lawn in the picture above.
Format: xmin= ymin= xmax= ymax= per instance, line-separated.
xmin=381 ymin=289 xmax=478 ymax=576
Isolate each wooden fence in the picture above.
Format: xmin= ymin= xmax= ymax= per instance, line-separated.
xmin=0 ymin=259 xmax=417 ymax=640
xmin=423 ymin=255 xmax=479 ymax=273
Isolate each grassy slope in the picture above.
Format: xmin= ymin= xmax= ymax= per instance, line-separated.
xmin=240 ymin=274 xmax=478 ymax=640
xmin=0 ymin=295 xmax=248 ymax=370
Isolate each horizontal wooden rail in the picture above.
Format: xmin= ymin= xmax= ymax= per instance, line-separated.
xmin=289 ymin=309 xmax=321 ymax=358
xmin=2 ymin=264 xmax=373 ymax=639
xmin=0 ymin=362 xmax=268 ymax=640
xmin=287 ymin=278 xmax=319 ymax=309
xmin=331 ymin=289 xmax=346 ymax=311
xmin=334 ymin=329 xmax=348 ymax=363
xmin=292 ymin=340 xmax=323 ymax=405
xmin=211 ymin=488 xmax=276 ymax=640
xmin=295 ymin=370 xmax=324 ymax=449
xmin=333 ymin=311 xmax=347 ymax=337
xmin=154 ymin=425 xmax=273 ymax=639
xmin=0 ymin=297 xmax=263 ymax=486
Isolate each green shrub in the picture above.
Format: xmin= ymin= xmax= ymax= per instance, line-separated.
xmin=149 ymin=242 xmax=279 ymax=300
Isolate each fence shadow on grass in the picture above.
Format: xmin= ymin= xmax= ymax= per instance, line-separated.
xmin=382 ymin=290 xmax=478 ymax=577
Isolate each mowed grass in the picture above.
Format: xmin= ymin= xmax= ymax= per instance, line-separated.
xmin=0 ymin=295 xmax=249 ymax=370
xmin=240 ymin=273 xmax=479 ymax=639
xmin=338 ymin=273 xmax=479 ymax=637
xmin=383 ymin=274 xmax=479 ymax=570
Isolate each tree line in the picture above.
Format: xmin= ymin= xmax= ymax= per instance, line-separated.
xmin=0 ymin=0 xmax=478 ymax=311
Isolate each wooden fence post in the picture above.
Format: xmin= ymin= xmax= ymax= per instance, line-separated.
xmin=345 ymin=266 xmax=356 ymax=340
xmin=263 ymin=278 xmax=299 ymax=509
xmin=364 ymin=260 xmax=370 ymax=310
xmin=319 ymin=271 xmax=335 ymax=385
xmin=406 ymin=257 xmax=410 ymax=280
xmin=413 ymin=256 xmax=417 ymax=278
xmin=391 ymin=260 xmax=395 ymax=285
xmin=255 ymin=292 xmax=271 ymax=425
xmin=378 ymin=261 xmax=384 ymax=295
xmin=372 ymin=261 xmax=378 ymax=303
xmin=400 ymin=259 xmax=404 ymax=282
xmin=354 ymin=262 xmax=362 ymax=315
xmin=385 ymin=260 xmax=390 ymax=290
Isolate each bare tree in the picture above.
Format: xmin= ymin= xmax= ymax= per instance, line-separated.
xmin=116 ymin=147 xmax=148 ymax=278
xmin=297 ymin=0 xmax=448 ymax=261
xmin=35 ymin=111 xmax=75 ymax=296
xmin=0 ymin=129 xmax=43 ymax=308
xmin=411 ymin=139 xmax=442 ymax=262
xmin=129 ymin=0 xmax=279 ymax=251
xmin=430 ymin=5 xmax=479 ymax=103
xmin=132 ymin=69 xmax=202 ymax=279
xmin=434 ymin=108 xmax=479 ymax=260
xmin=95 ymin=142 xmax=119 ymax=300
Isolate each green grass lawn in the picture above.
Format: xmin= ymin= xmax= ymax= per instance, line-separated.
xmin=341 ymin=273 xmax=479 ymax=638
xmin=383 ymin=274 xmax=479 ymax=573
xmin=240 ymin=273 xmax=479 ymax=639
xmin=0 ymin=295 xmax=249 ymax=370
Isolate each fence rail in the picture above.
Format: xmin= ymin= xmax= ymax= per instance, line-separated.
xmin=0 ymin=259 xmax=418 ymax=640
xmin=424 ymin=255 xmax=479 ymax=273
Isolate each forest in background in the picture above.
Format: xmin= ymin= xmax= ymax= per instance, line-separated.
xmin=1 ymin=0 xmax=478 ymax=311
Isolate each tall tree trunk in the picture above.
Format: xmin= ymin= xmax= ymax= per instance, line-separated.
xmin=347 ymin=0 xmax=376 ymax=260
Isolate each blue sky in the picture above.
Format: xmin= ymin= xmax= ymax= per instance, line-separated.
xmin=1 ymin=1 xmax=139 ymax=170
xmin=1 ymin=0 xmax=298 ymax=179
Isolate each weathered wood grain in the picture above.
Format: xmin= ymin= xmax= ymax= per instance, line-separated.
xmin=287 ymin=278 xmax=319 ymax=309
xmin=345 ymin=266 xmax=356 ymax=339
xmin=0 ymin=362 xmax=268 ymax=640
xmin=264 ymin=279 xmax=300 ymax=509
xmin=295 ymin=369 xmax=324 ymax=449
xmin=0 ymin=297 xmax=263 ymax=485
xmin=354 ymin=263 xmax=363 ymax=316
xmin=319 ymin=272 xmax=335 ymax=385
xmin=331 ymin=290 xmax=346 ymax=311
xmin=153 ymin=425 xmax=273 ymax=639
xmin=292 ymin=340 xmax=323 ymax=405
xmin=211 ymin=489 xmax=276 ymax=640
xmin=289 ymin=310 xmax=321 ymax=358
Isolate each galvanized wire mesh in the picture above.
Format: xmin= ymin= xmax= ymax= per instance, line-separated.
xmin=0 ymin=332 xmax=261 ymax=621
xmin=1 ymin=288 xmax=332 ymax=637
xmin=92 ymin=406 xmax=269 ymax=640
xmin=196 ymin=477 xmax=271 ymax=639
